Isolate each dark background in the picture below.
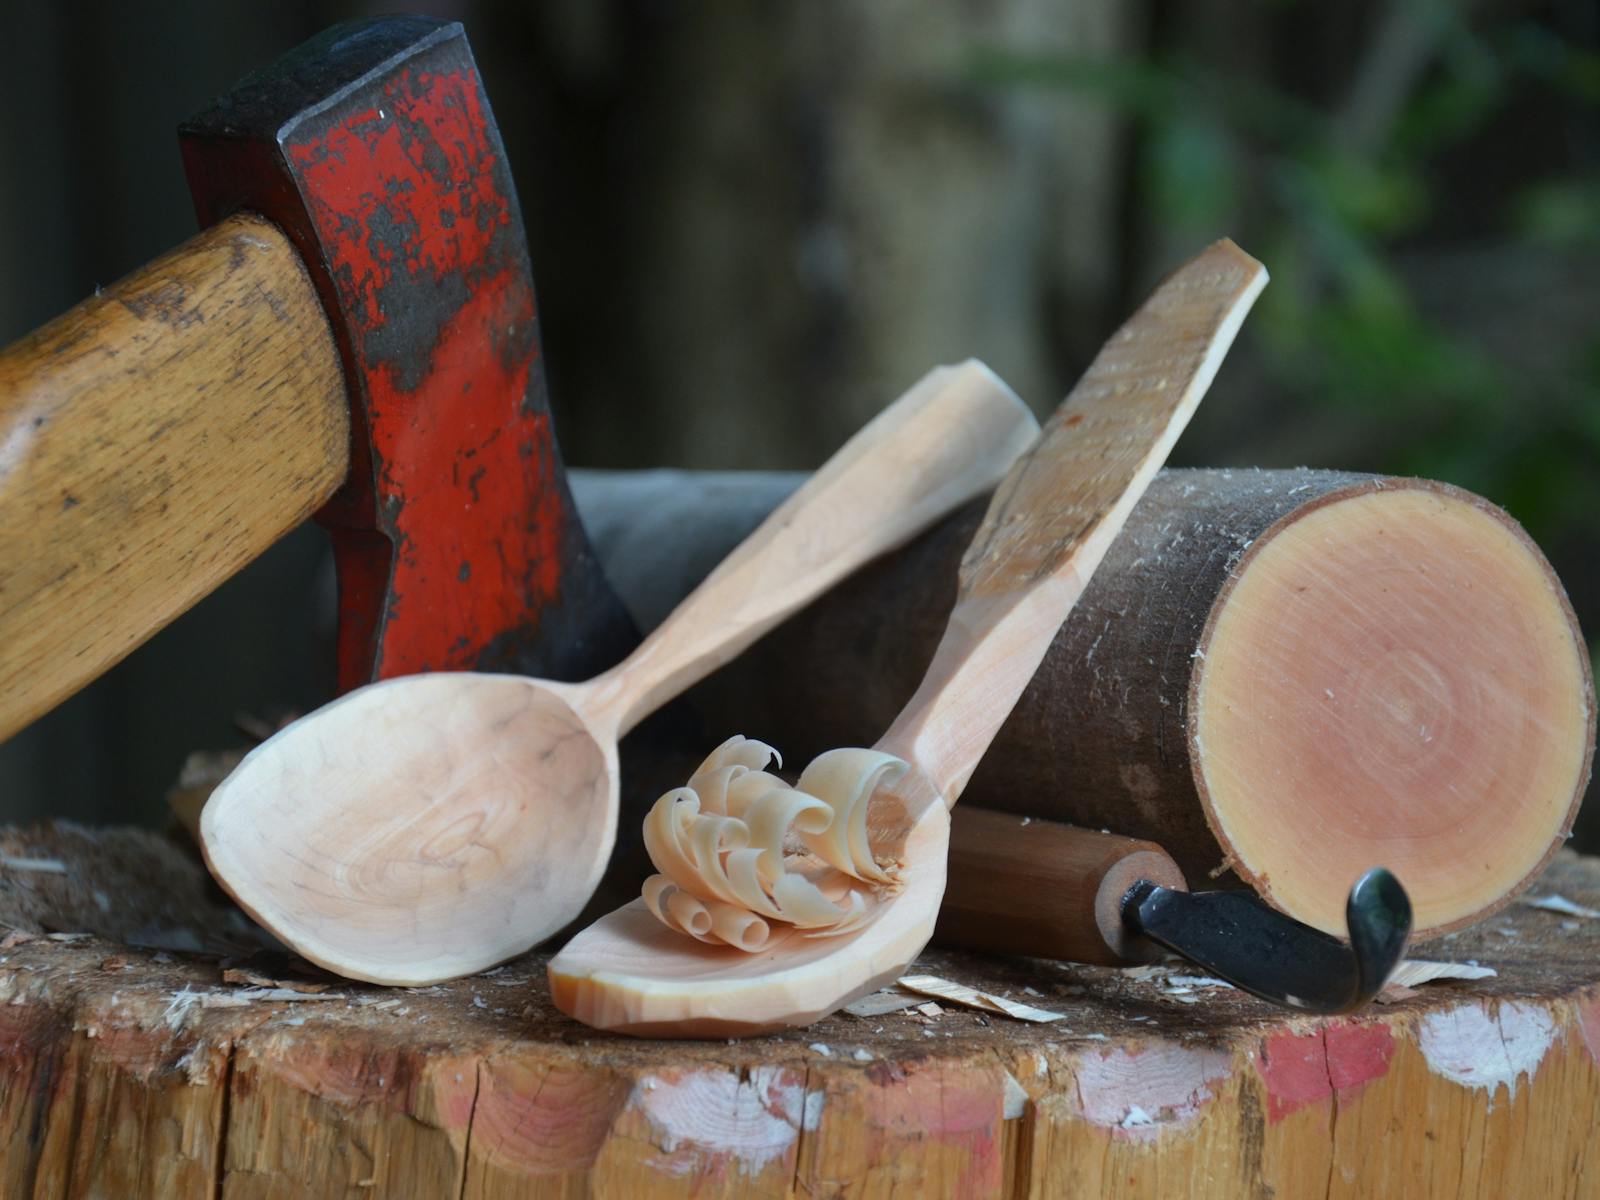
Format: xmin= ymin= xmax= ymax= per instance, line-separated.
xmin=2 ymin=1 xmax=1597 ymax=843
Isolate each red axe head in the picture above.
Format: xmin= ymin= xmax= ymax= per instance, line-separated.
xmin=180 ymin=16 xmax=636 ymax=689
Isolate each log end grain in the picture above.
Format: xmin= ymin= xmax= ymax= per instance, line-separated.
xmin=1191 ymin=479 xmax=1595 ymax=939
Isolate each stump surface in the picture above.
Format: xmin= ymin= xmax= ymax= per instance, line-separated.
xmin=2 ymin=825 xmax=1599 ymax=1197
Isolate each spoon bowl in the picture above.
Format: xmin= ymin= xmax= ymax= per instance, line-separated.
xmin=203 ymin=675 xmax=613 ymax=983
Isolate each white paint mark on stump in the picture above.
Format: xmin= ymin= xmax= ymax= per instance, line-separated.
xmin=631 ymin=1066 xmax=815 ymax=1178
xmin=1417 ymin=1001 xmax=1557 ymax=1099
xmin=1070 ymin=1042 xmax=1233 ymax=1142
xmin=1002 ymin=1070 xmax=1029 ymax=1119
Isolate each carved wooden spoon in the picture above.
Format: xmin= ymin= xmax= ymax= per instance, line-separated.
xmin=200 ymin=361 xmax=1038 ymax=984
xmin=549 ymin=241 xmax=1267 ymax=1036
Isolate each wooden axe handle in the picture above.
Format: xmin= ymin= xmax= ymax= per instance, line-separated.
xmin=937 ymin=806 xmax=1188 ymax=966
xmin=0 ymin=213 xmax=347 ymax=740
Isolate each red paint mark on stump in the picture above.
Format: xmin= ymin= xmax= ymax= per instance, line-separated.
xmin=1325 ymin=1021 xmax=1394 ymax=1091
xmin=865 ymin=1062 xmax=1004 ymax=1194
xmin=1258 ymin=1023 xmax=1393 ymax=1123
xmin=1258 ymin=1031 xmax=1328 ymax=1122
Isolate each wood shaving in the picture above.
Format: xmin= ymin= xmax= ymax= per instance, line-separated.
xmin=1523 ymin=894 xmax=1600 ymax=919
xmin=897 ymin=974 xmax=1066 ymax=1023
xmin=232 ymin=988 xmax=346 ymax=1003
xmin=1164 ymin=974 xmax=1234 ymax=989
xmin=222 ymin=968 xmax=330 ymax=993
xmin=1387 ymin=959 xmax=1497 ymax=987
xmin=640 ymin=738 xmax=902 ymax=950
xmin=0 ymin=856 xmax=68 ymax=874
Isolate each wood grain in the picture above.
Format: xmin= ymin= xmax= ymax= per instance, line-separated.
xmin=0 ymin=212 xmax=347 ymax=740
xmin=3 ymin=824 xmax=1600 ymax=1198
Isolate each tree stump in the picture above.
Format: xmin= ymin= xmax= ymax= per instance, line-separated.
xmin=2 ymin=824 xmax=1599 ymax=1197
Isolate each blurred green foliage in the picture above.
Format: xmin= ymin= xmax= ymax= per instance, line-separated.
xmin=970 ymin=2 xmax=1600 ymax=551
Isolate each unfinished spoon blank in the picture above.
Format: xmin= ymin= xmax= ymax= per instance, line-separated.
xmin=199 ymin=361 xmax=1037 ymax=984
xmin=548 ymin=239 xmax=1269 ymax=1036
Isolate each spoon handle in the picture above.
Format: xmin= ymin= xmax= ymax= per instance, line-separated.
xmin=878 ymin=240 xmax=1267 ymax=802
xmin=582 ymin=360 xmax=1038 ymax=737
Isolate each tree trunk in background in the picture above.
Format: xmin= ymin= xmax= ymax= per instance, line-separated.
xmin=507 ymin=0 xmax=1136 ymax=468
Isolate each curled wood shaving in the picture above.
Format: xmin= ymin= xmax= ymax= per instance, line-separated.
xmin=640 ymin=736 xmax=905 ymax=951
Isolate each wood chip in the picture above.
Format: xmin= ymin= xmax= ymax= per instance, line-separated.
xmin=896 ymin=975 xmax=1066 ymax=1023
xmin=1524 ymin=894 xmax=1600 ymax=919
xmin=916 ymin=1002 xmax=944 ymax=1018
xmin=842 ymin=991 xmax=923 ymax=1017
xmin=1374 ymin=983 xmax=1421 ymax=1004
xmin=1164 ymin=974 xmax=1234 ymax=989
xmin=0 ymin=856 xmax=68 ymax=874
xmin=222 ymin=968 xmax=330 ymax=993
xmin=0 ymin=930 xmax=36 ymax=950
xmin=233 ymin=988 xmax=347 ymax=1003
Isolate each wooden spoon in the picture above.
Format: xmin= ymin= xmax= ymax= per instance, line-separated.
xmin=548 ymin=240 xmax=1268 ymax=1036
xmin=199 ymin=361 xmax=1038 ymax=985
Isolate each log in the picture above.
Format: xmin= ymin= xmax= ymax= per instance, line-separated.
xmin=4 ymin=823 xmax=1600 ymax=1196
xmin=671 ymin=468 xmax=1595 ymax=941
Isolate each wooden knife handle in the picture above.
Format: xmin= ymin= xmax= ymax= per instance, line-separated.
xmin=937 ymin=806 xmax=1189 ymax=965
xmin=0 ymin=213 xmax=347 ymax=740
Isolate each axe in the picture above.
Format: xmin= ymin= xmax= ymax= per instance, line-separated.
xmin=0 ymin=16 xmax=637 ymax=741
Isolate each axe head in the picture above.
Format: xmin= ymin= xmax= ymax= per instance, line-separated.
xmin=180 ymin=16 xmax=636 ymax=688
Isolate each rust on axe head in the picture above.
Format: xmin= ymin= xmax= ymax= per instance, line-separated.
xmin=179 ymin=15 xmax=636 ymax=689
